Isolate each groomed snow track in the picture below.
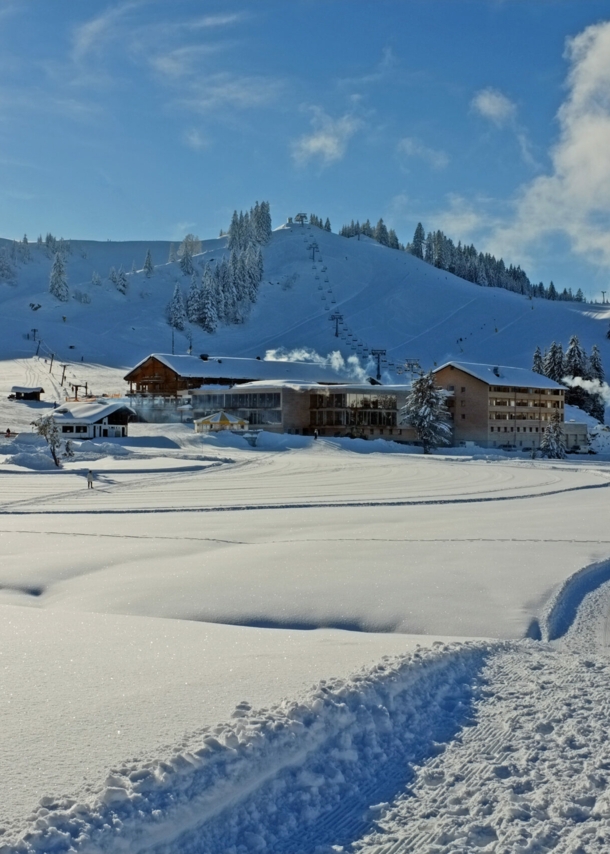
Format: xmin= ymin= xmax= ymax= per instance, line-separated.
xmin=2 ymin=644 xmax=490 ymax=854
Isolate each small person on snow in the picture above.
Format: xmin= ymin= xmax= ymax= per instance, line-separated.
xmin=87 ymin=470 xmax=94 ymax=489
xmin=5 ymin=429 xmax=11 ymax=438
xmin=314 ymin=429 xmax=318 ymax=440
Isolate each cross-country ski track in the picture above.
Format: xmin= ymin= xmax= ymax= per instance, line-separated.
xmin=2 ymin=439 xmax=610 ymax=852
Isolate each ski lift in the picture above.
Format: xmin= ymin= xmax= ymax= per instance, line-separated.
xmin=317 ymin=284 xmax=323 ymax=290
xmin=324 ymin=277 xmax=329 ymax=283
xmin=331 ymin=298 xmax=336 ymax=303
xmin=315 ymin=275 xmax=319 ymax=280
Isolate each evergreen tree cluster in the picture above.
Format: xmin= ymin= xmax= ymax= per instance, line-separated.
xmin=408 ymin=222 xmax=585 ymax=303
xmin=169 ymin=204 xmax=269 ymax=335
xmin=49 ymin=252 xmax=69 ymax=302
xmin=533 ymin=335 xmax=605 ymax=422
xmin=308 ymin=214 xmax=332 ymax=231
xmin=227 ymin=201 xmax=272 ymax=251
xmin=339 ymin=218 xmax=400 ymax=250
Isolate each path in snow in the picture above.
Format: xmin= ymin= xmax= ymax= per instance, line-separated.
xmin=349 ymin=575 xmax=610 ymax=854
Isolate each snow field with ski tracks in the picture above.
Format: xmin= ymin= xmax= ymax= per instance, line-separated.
xmin=2 ymin=421 xmax=610 ymax=849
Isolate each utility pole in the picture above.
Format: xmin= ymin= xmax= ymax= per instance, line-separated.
xmin=403 ymin=358 xmax=423 ymax=379
xmin=311 ymin=241 xmax=318 ymax=262
xmin=330 ymin=313 xmax=343 ymax=337
xmin=602 ymin=291 xmax=607 ymax=305
xmin=71 ymin=384 xmax=82 ymax=400
xmin=31 ymin=328 xmax=38 ymax=341
xmin=371 ymin=349 xmax=386 ymax=381
xmin=35 ymin=340 xmax=41 ymax=357
xmin=49 ymin=354 xmax=54 ymax=374
xmin=60 ymin=364 xmax=68 ymax=385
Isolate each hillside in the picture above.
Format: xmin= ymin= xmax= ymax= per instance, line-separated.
xmin=1 ymin=225 xmax=609 ymax=380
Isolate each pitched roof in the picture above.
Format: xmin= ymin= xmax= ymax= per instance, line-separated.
xmin=194 ymin=411 xmax=248 ymax=425
xmin=11 ymin=386 xmax=44 ymax=394
xmin=126 ymin=354 xmax=352 ymax=384
xmin=434 ymin=361 xmax=564 ymax=390
xmin=51 ymin=401 xmax=135 ymax=424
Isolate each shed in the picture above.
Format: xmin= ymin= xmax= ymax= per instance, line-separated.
xmin=51 ymin=401 xmax=135 ymax=440
xmin=194 ymin=411 xmax=249 ymax=433
xmin=11 ymin=386 xmax=44 ymax=401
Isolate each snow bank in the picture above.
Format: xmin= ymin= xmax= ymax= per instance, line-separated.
xmin=540 ymin=558 xmax=610 ymax=641
xmin=6 ymin=641 xmax=492 ymax=854
xmin=5 ymin=451 xmax=56 ymax=470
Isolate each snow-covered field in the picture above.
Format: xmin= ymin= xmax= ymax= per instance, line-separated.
xmin=2 ymin=408 xmax=610 ymax=851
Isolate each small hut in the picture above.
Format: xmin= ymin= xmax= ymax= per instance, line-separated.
xmin=10 ymin=386 xmax=44 ymax=401
xmin=194 ymin=411 xmax=249 ymax=433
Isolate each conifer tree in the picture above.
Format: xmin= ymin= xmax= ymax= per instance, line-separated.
xmin=200 ymin=276 xmax=218 ymax=333
xmin=108 ymin=267 xmax=118 ymax=286
xmin=49 ymin=252 xmax=69 ymax=301
xmin=532 ymin=346 xmax=544 ymax=375
xmin=411 ymin=222 xmax=425 ymax=259
xmin=374 ymin=218 xmax=389 ymax=246
xmin=564 ymin=335 xmax=587 ymax=378
xmin=91 ymin=271 xmax=102 ymax=286
xmin=186 ymin=273 xmax=202 ymax=324
xmin=324 ymin=218 xmax=331 ymax=232
xmin=400 ymin=371 xmax=452 ymax=454
xmin=540 ymin=412 xmax=566 ymax=459
xmin=168 ymin=283 xmax=187 ymax=330
xmin=179 ymin=244 xmax=194 ymax=277
xmin=143 ymin=250 xmax=154 ymax=278
xmin=116 ymin=267 xmax=128 ymax=294
xmin=589 ymin=345 xmax=604 ymax=382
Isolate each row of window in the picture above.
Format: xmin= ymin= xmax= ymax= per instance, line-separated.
xmin=490 ymin=412 xmax=558 ymax=421
xmin=489 ymin=398 xmax=563 ymax=408
xmin=490 ymin=426 xmax=541 ymax=433
xmin=309 ymin=394 xmax=398 ymax=410
xmin=193 ymin=393 xmax=281 ymax=409
xmin=310 ymin=410 xmax=398 ymax=427
xmin=490 ymin=386 xmax=563 ymax=395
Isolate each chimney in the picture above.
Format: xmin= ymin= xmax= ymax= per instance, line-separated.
xmin=200 ymin=354 xmax=209 ymax=361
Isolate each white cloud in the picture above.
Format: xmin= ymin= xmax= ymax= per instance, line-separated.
xmin=188 ymin=13 xmax=245 ymax=30
xmin=150 ymin=44 xmax=223 ymax=79
xmin=291 ymin=107 xmax=363 ymax=166
xmin=471 ymin=87 xmax=517 ymax=127
xmin=490 ymin=21 xmax=610 ymax=270
xmin=183 ymin=128 xmax=208 ymax=151
xmin=180 ymin=73 xmax=283 ymax=112
xmin=397 ymin=137 xmax=448 ymax=170
xmin=72 ymin=2 xmax=140 ymax=62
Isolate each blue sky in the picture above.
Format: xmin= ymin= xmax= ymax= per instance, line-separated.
xmin=1 ymin=0 xmax=610 ymax=297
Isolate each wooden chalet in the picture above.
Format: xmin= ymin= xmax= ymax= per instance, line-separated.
xmin=124 ymin=354 xmax=352 ymax=399
xmin=10 ymin=386 xmax=44 ymax=401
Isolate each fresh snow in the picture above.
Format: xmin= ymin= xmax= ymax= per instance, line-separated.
xmin=2 ymin=223 xmax=610 ymax=852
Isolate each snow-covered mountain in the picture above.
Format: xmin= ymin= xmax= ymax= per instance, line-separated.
xmin=1 ymin=225 xmax=609 ymax=377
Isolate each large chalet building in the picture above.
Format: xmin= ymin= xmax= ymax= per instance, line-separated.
xmin=433 ymin=361 xmax=585 ymax=450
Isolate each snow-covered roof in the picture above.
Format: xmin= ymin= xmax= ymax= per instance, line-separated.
xmin=52 ymin=401 xmax=135 ymax=424
xmin=11 ymin=386 xmax=44 ymax=394
xmin=220 ymin=380 xmax=412 ymax=392
xmin=434 ymin=361 xmax=564 ymax=390
xmin=127 ymin=354 xmax=351 ymax=384
xmin=194 ymin=411 xmax=248 ymax=425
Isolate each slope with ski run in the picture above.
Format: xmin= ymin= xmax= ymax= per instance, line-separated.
xmin=1 ymin=225 xmax=609 ymax=373
xmin=2 ymin=417 xmax=610 ymax=851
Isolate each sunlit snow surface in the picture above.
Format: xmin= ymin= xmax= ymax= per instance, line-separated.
xmin=2 ymin=357 xmax=610 ymax=850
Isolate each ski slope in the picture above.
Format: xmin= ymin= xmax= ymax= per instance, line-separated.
xmin=1 ymin=225 xmax=609 ymax=379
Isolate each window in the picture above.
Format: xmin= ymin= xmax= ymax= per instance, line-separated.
xmin=61 ymin=425 xmax=74 ymax=433
xmin=461 ymin=414 xmax=466 ymax=420
xmin=461 ymin=387 xmax=466 ymax=392
xmin=447 ymin=385 xmax=454 ymax=391
xmin=75 ymin=426 xmax=87 ymax=434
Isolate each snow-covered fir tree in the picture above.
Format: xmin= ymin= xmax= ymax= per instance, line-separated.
xmin=143 ymin=250 xmax=154 ymax=278
xmin=91 ymin=271 xmax=102 ymax=286
xmin=324 ymin=217 xmax=331 ymax=232
xmin=532 ymin=346 xmax=544 ymax=375
xmin=179 ymin=244 xmax=194 ymax=277
xmin=186 ymin=274 xmax=202 ymax=324
xmin=564 ymin=334 xmax=587 ymax=379
xmin=116 ymin=267 xmax=128 ymax=294
xmin=590 ymin=345 xmax=604 ymax=382
xmin=400 ymin=371 xmax=452 ymax=454
xmin=199 ymin=275 xmax=218 ymax=334
xmin=49 ymin=252 xmax=69 ymax=302
xmin=543 ymin=342 xmax=564 ymax=382
xmin=168 ymin=283 xmax=187 ymax=331
xmin=108 ymin=267 xmax=118 ymax=286
xmin=411 ymin=223 xmax=425 ymax=259
xmin=540 ymin=412 xmax=566 ymax=459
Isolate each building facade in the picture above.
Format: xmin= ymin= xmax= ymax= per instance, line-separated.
xmin=51 ymin=401 xmax=135 ymax=440
xmin=182 ymin=381 xmax=417 ymax=441
xmin=433 ymin=362 xmax=568 ymax=449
